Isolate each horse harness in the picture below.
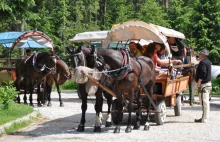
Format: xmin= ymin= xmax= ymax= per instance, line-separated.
xmin=32 ymin=52 xmax=57 ymax=80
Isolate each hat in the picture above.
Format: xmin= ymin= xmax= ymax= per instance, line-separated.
xmin=199 ymin=49 xmax=209 ymax=56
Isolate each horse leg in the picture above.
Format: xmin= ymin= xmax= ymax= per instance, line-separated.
xmin=37 ymin=83 xmax=42 ymax=107
xmin=94 ymin=88 xmax=103 ymax=132
xmin=77 ymin=84 xmax=87 ymax=132
xmin=144 ymin=83 xmax=154 ymax=131
xmin=23 ymin=88 xmax=28 ymax=105
xmin=113 ymin=89 xmax=123 ymax=133
xmin=133 ymin=90 xmax=142 ymax=130
xmin=29 ymin=84 xmax=34 ymax=106
xmin=104 ymin=91 xmax=113 ymax=127
xmin=15 ymin=79 xmax=21 ymax=103
xmin=125 ymin=89 xmax=134 ymax=133
xmin=46 ymin=82 xmax=52 ymax=107
xmin=54 ymin=77 xmax=64 ymax=107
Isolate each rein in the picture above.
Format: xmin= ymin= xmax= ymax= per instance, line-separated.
xmin=32 ymin=52 xmax=56 ymax=75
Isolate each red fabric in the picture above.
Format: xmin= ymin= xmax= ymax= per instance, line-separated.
xmin=152 ymin=53 xmax=158 ymax=67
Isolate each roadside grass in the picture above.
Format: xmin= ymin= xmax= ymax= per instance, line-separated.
xmin=4 ymin=113 xmax=40 ymax=134
xmin=0 ymin=102 xmax=33 ymax=125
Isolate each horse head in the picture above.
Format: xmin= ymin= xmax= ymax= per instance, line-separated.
xmin=67 ymin=45 xmax=92 ymax=68
xmin=33 ymin=52 xmax=56 ymax=73
xmin=87 ymin=45 xmax=106 ymax=71
xmin=55 ymin=55 xmax=72 ymax=84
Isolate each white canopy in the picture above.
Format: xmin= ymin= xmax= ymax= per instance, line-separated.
xmin=69 ymin=31 xmax=108 ymax=42
xmin=153 ymin=24 xmax=185 ymax=39
xmin=102 ymin=20 xmax=171 ymax=55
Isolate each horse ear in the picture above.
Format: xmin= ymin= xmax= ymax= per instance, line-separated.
xmin=66 ymin=46 xmax=73 ymax=54
xmin=90 ymin=45 xmax=95 ymax=54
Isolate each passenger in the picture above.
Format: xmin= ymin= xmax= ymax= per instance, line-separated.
xmin=146 ymin=43 xmax=182 ymax=72
xmin=157 ymin=45 xmax=167 ymax=60
xmin=26 ymin=49 xmax=32 ymax=56
xmin=129 ymin=42 xmax=142 ymax=57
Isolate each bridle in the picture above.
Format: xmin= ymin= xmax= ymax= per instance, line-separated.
xmin=71 ymin=51 xmax=86 ymax=67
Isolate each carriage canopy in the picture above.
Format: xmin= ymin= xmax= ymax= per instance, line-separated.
xmin=69 ymin=31 xmax=109 ymax=42
xmin=103 ymin=20 xmax=186 ymax=56
xmin=0 ymin=31 xmax=54 ymax=51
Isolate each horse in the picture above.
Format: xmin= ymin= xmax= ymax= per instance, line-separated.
xmin=86 ymin=47 xmax=156 ymax=133
xmin=15 ymin=52 xmax=56 ymax=106
xmin=67 ymin=46 xmax=113 ymax=132
xmin=43 ymin=56 xmax=71 ymax=107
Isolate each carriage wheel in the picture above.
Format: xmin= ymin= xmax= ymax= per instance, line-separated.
xmin=174 ymin=94 xmax=182 ymax=116
xmin=155 ymin=100 xmax=166 ymax=125
xmin=77 ymin=86 xmax=82 ymax=99
xmin=111 ymin=99 xmax=118 ymax=124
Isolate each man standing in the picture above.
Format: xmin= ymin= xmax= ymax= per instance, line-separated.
xmin=195 ymin=49 xmax=212 ymax=123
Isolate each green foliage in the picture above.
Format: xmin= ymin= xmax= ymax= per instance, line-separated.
xmin=60 ymin=80 xmax=78 ymax=90
xmin=0 ymin=81 xmax=18 ymax=110
xmin=138 ymin=0 xmax=169 ymax=27
xmin=211 ymin=78 xmax=220 ymax=94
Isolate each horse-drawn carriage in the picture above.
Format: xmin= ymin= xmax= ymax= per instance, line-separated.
xmin=0 ymin=31 xmax=69 ymax=106
xmin=69 ymin=20 xmax=194 ymax=133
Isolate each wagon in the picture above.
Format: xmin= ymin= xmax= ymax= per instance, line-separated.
xmin=0 ymin=31 xmax=54 ymax=96
xmin=101 ymin=21 xmax=190 ymax=125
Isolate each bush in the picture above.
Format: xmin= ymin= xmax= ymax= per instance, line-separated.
xmin=211 ymin=78 xmax=220 ymax=95
xmin=60 ymin=80 xmax=78 ymax=90
xmin=0 ymin=81 xmax=18 ymax=110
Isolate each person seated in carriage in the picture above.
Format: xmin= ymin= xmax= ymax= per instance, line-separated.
xmin=146 ymin=43 xmax=182 ymax=69
xmin=128 ymin=42 xmax=143 ymax=57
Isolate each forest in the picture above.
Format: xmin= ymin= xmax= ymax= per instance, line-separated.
xmin=0 ymin=0 xmax=219 ymax=64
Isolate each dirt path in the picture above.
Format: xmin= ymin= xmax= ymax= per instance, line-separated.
xmin=1 ymin=92 xmax=220 ymax=142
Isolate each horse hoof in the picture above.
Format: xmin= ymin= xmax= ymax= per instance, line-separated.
xmin=77 ymin=125 xmax=85 ymax=132
xmin=37 ymin=103 xmax=42 ymax=107
xmin=94 ymin=126 xmax=101 ymax=132
xmin=125 ymin=127 xmax=132 ymax=133
xmin=24 ymin=102 xmax=28 ymax=105
xmin=105 ymin=122 xmax=112 ymax=127
xmin=133 ymin=124 xmax=140 ymax=130
xmin=47 ymin=103 xmax=52 ymax=107
xmin=60 ymin=103 xmax=64 ymax=107
xmin=144 ymin=124 xmax=150 ymax=131
xmin=29 ymin=103 xmax=34 ymax=107
xmin=113 ymin=127 xmax=120 ymax=133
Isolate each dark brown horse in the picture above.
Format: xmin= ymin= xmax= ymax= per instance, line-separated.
xmin=67 ymin=46 xmax=113 ymax=132
xmin=43 ymin=56 xmax=71 ymax=107
xmin=15 ymin=52 xmax=56 ymax=106
xmin=87 ymin=47 xmax=156 ymax=133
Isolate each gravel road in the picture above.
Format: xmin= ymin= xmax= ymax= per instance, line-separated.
xmin=1 ymin=92 xmax=220 ymax=142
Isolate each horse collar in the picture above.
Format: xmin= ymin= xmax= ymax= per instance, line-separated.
xmin=32 ymin=52 xmax=45 ymax=72
xmin=109 ymin=49 xmax=132 ymax=80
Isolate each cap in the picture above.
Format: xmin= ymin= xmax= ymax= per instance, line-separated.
xmin=199 ymin=49 xmax=209 ymax=56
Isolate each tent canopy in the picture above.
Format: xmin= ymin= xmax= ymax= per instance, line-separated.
xmin=69 ymin=31 xmax=108 ymax=42
xmin=0 ymin=31 xmax=54 ymax=51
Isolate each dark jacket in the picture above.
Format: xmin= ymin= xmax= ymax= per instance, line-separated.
xmin=195 ymin=57 xmax=212 ymax=84
xmin=170 ymin=38 xmax=185 ymax=57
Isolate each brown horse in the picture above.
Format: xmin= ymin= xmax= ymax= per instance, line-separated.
xmin=87 ymin=47 xmax=156 ymax=133
xmin=67 ymin=46 xmax=113 ymax=132
xmin=43 ymin=56 xmax=71 ymax=107
xmin=15 ymin=52 xmax=56 ymax=106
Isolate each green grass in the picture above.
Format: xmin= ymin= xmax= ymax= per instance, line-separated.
xmin=4 ymin=119 xmax=33 ymax=134
xmin=0 ymin=103 xmax=33 ymax=125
